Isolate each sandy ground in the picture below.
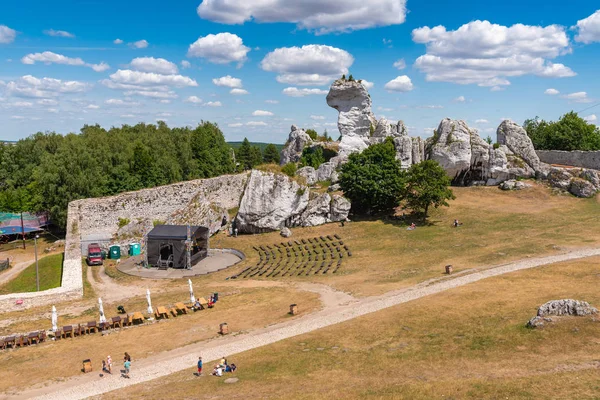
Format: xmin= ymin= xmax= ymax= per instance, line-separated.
xmin=7 ymin=246 xmax=600 ymax=400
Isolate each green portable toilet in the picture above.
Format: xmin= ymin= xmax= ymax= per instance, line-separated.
xmin=129 ymin=243 xmax=141 ymax=256
xmin=109 ymin=245 xmax=121 ymax=259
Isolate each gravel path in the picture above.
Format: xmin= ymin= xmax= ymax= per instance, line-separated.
xmin=15 ymin=247 xmax=600 ymax=400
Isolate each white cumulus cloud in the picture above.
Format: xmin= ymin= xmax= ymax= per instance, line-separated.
xmin=197 ymin=0 xmax=407 ymax=35
xmin=230 ymin=88 xmax=249 ymax=95
xmin=247 ymin=121 xmax=268 ymax=126
xmin=21 ymin=51 xmax=109 ymax=72
xmin=584 ymin=114 xmax=597 ymax=123
xmin=185 ymin=96 xmax=203 ymax=104
xmin=212 ymin=75 xmax=242 ymax=88
xmin=252 ymin=110 xmax=273 ymax=116
xmin=475 ymin=119 xmax=489 ymax=124
xmin=310 ymin=115 xmax=325 ymax=120
xmin=43 ymin=29 xmax=75 ymax=38
xmin=114 ymin=38 xmax=123 ymax=45
xmin=384 ymin=75 xmax=413 ymax=92
xmin=413 ymin=20 xmax=575 ymax=87
xmin=130 ymin=57 xmax=178 ymax=74
xmin=574 ymin=10 xmax=600 ymax=44
xmin=105 ymin=69 xmax=197 ymax=88
xmin=265 ymin=99 xmax=279 ymax=104
xmin=5 ymin=75 xmax=89 ymax=98
xmin=228 ymin=123 xmax=243 ymax=127
xmin=105 ymin=99 xmax=140 ymax=106
xmin=86 ymin=104 xmax=100 ymax=109
xmin=181 ymin=60 xmax=191 ymax=69
xmin=0 ymin=25 xmax=17 ymax=44
xmin=561 ymin=91 xmax=593 ymax=103
xmin=282 ymin=87 xmax=328 ymax=97
xmin=124 ymin=90 xmax=178 ymax=99
xmin=261 ymin=44 xmax=353 ymax=86
xmin=130 ymin=40 xmax=149 ymax=49
xmin=393 ymin=58 xmax=406 ymax=70
xmin=187 ymin=33 xmax=250 ymax=65
xmin=453 ymin=95 xmax=466 ymax=103
xmin=361 ymin=80 xmax=374 ymax=90
xmin=204 ymin=101 xmax=222 ymax=107
xmin=545 ymin=88 xmax=560 ymax=95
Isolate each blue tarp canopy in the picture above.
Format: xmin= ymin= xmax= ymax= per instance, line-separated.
xmin=0 ymin=226 xmax=43 ymax=235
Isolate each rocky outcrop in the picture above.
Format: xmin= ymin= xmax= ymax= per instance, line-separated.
xmin=499 ymin=180 xmax=532 ymax=190
xmin=235 ymin=170 xmax=310 ymax=233
xmin=297 ymin=166 xmax=317 ymax=185
xmin=427 ymin=119 xmax=474 ymax=182
xmin=330 ymin=195 xmax=351 ymax=221
xmin=547 ymin=167 xmax=600 ymax=197
xmin=235 ymin=170 xmax=351 ymax=232
xmin=326 ymin=79 xmax=376 ymax=156
xmin=280 ymin=125 xmax=313 ymax=165
xmin=280 ymin=227 xmax=292 ymax=238
xmin=412 ymin=137 xmax=424 ymax=164
xmin=497 ymin=120 xmax=541 ymax=172
xmin=316 ymin=162 xmax=338 ymax=183
xmin=537 ymin=299 xmax=598 ymax=317
xmin=168 ymin=200 xmax=227 ymax=236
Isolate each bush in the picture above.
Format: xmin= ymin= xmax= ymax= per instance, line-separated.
xmin=281 ymin=163 xmax=297 ymax=177
xmin=118 ymin=218 xmax=130 ymax=228
xmin=306 ymin=129 xmax=318 ymax=141
xmin=493 ymin=143 xmax=500 ymax=149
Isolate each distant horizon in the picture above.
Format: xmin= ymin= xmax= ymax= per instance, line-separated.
xmin=0 ymin=1 xmax=598 ymax=142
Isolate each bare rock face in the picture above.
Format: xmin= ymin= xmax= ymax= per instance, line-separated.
xmin=427 ymin=119 xmax=474 ymax=182
xmin=168 ymin=200 xmax=227 ymax=236
xmin=296 ymin=193 xmax=332 ymax=227
xmin=412 ymin=137 xmax=424 ymax=164
xmin=393 ymin=135 xmax=413 ymax=169
xmin=235 ymin=170 xmax=309 ymax=233
xmin=326 ymin=80 xmax=376 ymax=156
xmin=297 ymin=166 xmax=317 ymax=185
xmin=280 ymin=125 xmax=313 ymax=165
xmin=497 ymin=120 xmax=541 ymax=172
xmin=537 ymin=299 xmax=598 ymax=317
xmin=280 ymin=227 xmax=292 ymax=238
xmin=316 ymin=162 xmax=338 ymax=183
xmin=569 ymin=178 xmax=597 ymax=198
xmin=499 ymin=179 xmax=531 ymax=190
xmin=330 ymin=195 xmax=351 ymax=222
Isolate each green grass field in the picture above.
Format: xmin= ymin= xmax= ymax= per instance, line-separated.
xmin=0 ymin=253 xmax=64 ymax=294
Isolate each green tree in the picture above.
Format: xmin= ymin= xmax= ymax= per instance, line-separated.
xmin=485 ymin=136 xmax=493 ymax=145
xmin=403 ymin=160 xmax=455 ymax=218
xmin=263 ymin=143 xmax=281 ymax=164
xmin=524 ymin=112 xmax=600 ymax=151
xmin=300 ymin=146 xmax=326 ymax=169
xmin=339 ymin=138 xmax=405 ymax=214
xmin=305 ymin=129 xmax=318 ymax=141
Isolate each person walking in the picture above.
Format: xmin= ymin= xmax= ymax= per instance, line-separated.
xmin=106 ymin=355 xmax=113 ymax=374
xmin=124 ymin=359 xmax=131 ymax=378
xmin=197 ymin=357 xmax=203 ymax=376
xmin=124 ymin=352 xmax=131 ymax=362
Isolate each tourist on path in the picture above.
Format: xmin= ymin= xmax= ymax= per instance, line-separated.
xmin=124 ymin=352 xmax=131 ymax=362
xmin=106 ymin=355 xmax=112 ymax=374
xmin=124 ymin=359 xmax=131 ymax=378
xmin=197 ymin=357 xmax=203 ymax=376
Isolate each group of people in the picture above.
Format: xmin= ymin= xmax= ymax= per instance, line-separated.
xmin=101 ymin=352 xmax=132 ymax=378
xmin=196 ymin=355 xmax=237 ymax=377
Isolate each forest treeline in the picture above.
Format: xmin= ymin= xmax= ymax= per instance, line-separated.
xmin=0 ymin=122 xmax=280 ymax=229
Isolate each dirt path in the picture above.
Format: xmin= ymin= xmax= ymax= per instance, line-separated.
xmin=9 ymin=246 xmax=600 ymax=400
xmin=86 ymin=265 xmax=146 ymax=304
xmin=0 ymin=261 xmax=31 ymax=286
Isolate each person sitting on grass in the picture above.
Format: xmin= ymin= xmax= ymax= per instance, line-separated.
xmin=407 ymin=223 xmax=416 ymax=231
xmin=225 ymin=363 xmax=237 ymax=373
xmin=212 ymin=365 xmax=223 ymax=376
xmin=453 ymin=219 xmax=462 ymax=228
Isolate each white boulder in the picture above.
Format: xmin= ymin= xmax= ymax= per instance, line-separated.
xmin=497 ymin=120 xmax=541 ymax=172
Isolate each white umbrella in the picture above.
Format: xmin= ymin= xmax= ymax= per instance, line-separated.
xmin=188 ymin=279 xmax=195 ymax=304
xmin=51 ymin=305 xmax=58 ymax=332
xmin=98 ymin=298 xmax=107 ymax=323
xmin=146 ymin=288 xmax=153 ymax=314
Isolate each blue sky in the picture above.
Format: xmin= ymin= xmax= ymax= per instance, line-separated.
xmin=1 ymin=0 xmax=599 ymax=143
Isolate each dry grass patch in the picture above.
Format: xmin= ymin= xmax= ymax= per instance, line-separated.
xmin=106 ymin=257 xmax=600 ymax=400
xmin=213 ymin=183 xmax=600 ymax=296
xmin=0 ymin=286 xmax=319 ymax=394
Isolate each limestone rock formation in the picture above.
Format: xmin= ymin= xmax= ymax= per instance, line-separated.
xmin=569 ymin=178 xmax=597 ymax=198
xmin=235 ymin=170 xmax=309 ymax=233
xmin=326 ymin=79 xmax=376 ymax=156
xmin=412 ymin=137 xmax=424 ymax=164
xmin=547 ymin=167 xmax=600 ymax=197
xmin=537 ymin=299 xmax=598 ymax=317
xmin=497 ymin=120 xmax=541 ymax=172
xmin=297 ymin=166 xmax=317 ymax=185
xmin=296 ymin=193 xmax=332 ymax=227
xmin=316 ymin=162 xmax=338 ymax=183
xmin=330 ymin=195 xmax=351 ymax=222
xmin=526 ymin=316 xmax=553 ymax=328
xmin=280 ymin=227 xmax=292 ymax=238
xmin=427 ymin=119 xmax=473 ymax=182
xmin=168 ymin=200 xmax=227 ymax=236
xmin=499 ymin=179 xmax=531 ymax=190
xmin=280 ymin=125 xmax=312 ymax=165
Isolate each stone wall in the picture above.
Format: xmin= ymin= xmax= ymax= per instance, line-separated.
xmin=0 ymin=202 xmax=84 ymax=312
xmin=536 ymin=150 xmax=600 ymax=170
xmin=77 ymin=173 xmax=249 ymax=237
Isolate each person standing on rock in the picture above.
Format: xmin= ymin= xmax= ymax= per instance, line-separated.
xmin=197 ymin=357 xmax=203 ymax=376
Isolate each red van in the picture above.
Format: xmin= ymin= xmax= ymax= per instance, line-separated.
xmin=86 ymin=243 xmax=103 ymax=266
